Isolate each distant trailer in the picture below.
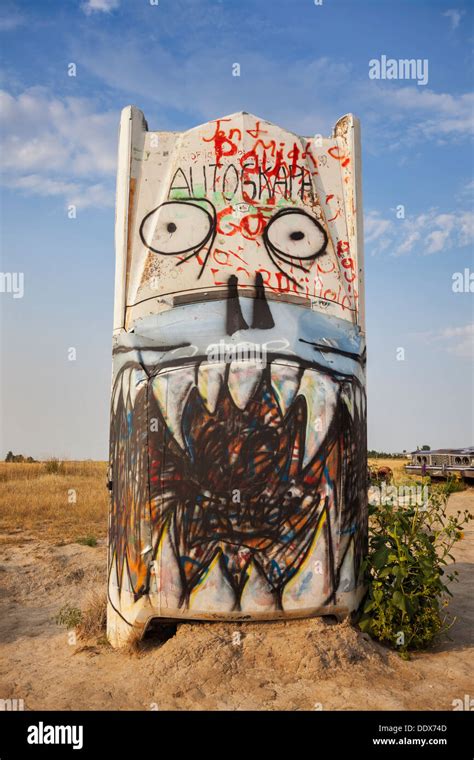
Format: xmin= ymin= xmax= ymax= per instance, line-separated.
xmin=406 ymin=448 xmax=474 ymax=480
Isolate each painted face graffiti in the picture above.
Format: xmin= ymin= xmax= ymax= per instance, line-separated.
xmin=123 ymin=112 xmax=361 ymax=323
xmin=139 ymin=199 xmax=329 ymax=289
xmin=107 ymin=109 xmax=367 ymax=647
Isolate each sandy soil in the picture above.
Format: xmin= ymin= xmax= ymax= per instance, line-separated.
xmin=0 ymin=491 xmax=472 ymax=711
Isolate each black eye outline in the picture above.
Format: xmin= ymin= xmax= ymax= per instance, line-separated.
xmin=262 ymin=208 xmax=328 ymax=286
xmin=139 ymin=198 xmax=217 ymax=279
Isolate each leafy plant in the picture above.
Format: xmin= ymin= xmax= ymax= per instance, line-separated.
xmin=76 ymin=535 xmax=97 ymax=547
xmin=359 ymin=484 xmax=472 ymax=657
xmin=443 ymin=475 xmax=465 ymax=494
xmin=55 ymin=603 xmax=82 ymax=629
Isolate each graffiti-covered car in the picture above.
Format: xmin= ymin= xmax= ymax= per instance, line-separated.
xmin=107 ymin=109 xmax=367 ymax=647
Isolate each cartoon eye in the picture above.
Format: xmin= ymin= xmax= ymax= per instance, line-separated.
xmin=263 ymin=208 xmax=328 ymax=264
xmin=139 ymin=200 xmax=216 ymax=256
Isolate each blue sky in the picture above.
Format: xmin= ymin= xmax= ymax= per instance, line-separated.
xmin=0 ymin=0 xmax=473 ymax=459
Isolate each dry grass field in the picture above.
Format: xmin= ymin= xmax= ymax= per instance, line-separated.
xmin=368 ymin=457 xmax=414 ymax=480
xmin=0 ymin=461 xmax=108 ymax=545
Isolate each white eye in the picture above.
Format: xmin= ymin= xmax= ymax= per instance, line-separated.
xmin=139 ymin=200 xmax=215 ymax=255
xmin=265 ymin=209 xmax=327 ymax=262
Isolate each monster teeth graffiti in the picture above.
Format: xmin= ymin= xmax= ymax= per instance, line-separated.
xmin=151 ymin=367 xmax=195 ymax=449
xmin=270 ymin=359 xmax=301 ymax=415
xmin=298 ymin=371 xmax=338 ymax=468
xmin=144 ymin=358 xmax=342 ymax=466
xmin=109 ymin=353 xmax=364 ymax=615
xmin=341 ymin=382 xmax=365 ymax=423
xmin=227 ymin=359 xmax=264 ymax=410
xmin=112 ymin=360 xmax=361 ymax=471
xmin=130 ymin=368 xmax=147 ymax=407
xmin=113 ymin=367 xmax=147 ymax=412
xmin=197 ymin=361 xmax=226 ymax=414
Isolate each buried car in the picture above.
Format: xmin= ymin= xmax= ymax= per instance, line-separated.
xmin=107 ymin=109 xmax=367 ymax=647
xmin=406 ymin=448 xmax=474 ymax=480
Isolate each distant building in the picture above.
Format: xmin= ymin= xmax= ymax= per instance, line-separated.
xmin=406 ymin=447 xmax=474 ymax=479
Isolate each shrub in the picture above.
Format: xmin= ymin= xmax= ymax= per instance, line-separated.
xmin=444 ymin=475 xmax=466 ymax=494
xmin=76 ymin=535 xmax=98 ymax=547
xmin=55 ymin=603 xmax=82 ymax=629
xmin=44 ymin=458 xmax=66 ymax=475
xmin=77 ymin=591 xmax=107 ymax=640
xmin=359 ymin=485 xmax=472 ymax=656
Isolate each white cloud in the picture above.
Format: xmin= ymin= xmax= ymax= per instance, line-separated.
xmin=424 ymin=214 xmax=455 ymax=253
xmin=427 ymin=324 xmax=474 ymax=358
xmin=0 ymin=87 xmax=116 ymax=208
xmin=0 ymin=8 xmax=25 ymax=31
xmin=71 ymin=36 xmax=354 ymax=137
xmin=457 ymin=210 xmax=474 ymax=246
xmin=72 ymin=30 xmax=474 ymax=151
xmin=364 ymin=86 xmax=474 ymax=144
xmin=456 ymin=179 xmax=474 ymax=204
xmin=365 ymin=208 xmax=474 ymax=257
xmin=364 ymin=211 xmax=393 ymax=248
xmin=81 ymin=0 xmax=120 ymax=15
xmin=5 ymin=174 xmax=113 ymax=209
xmin=443 ymin=9 xmax=464 ymax=30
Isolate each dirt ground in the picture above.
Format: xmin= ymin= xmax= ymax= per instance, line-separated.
xmin=0 ymin=489 xmax=472 ymax=711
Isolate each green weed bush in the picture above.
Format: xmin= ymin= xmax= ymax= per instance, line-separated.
xmin=359 ymin=485 xmax=472 ymax=656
